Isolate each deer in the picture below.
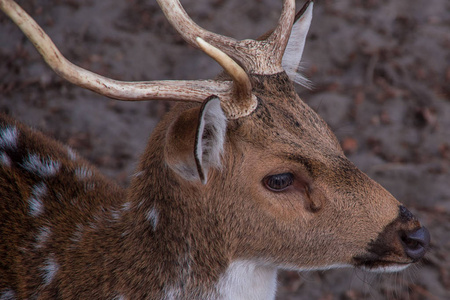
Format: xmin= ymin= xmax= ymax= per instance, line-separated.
xmin=0 ymin=0 xmax=430 ymax=299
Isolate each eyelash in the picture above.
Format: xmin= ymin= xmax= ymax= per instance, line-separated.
xmin=263 ymin=173 xmax=294 ymax=192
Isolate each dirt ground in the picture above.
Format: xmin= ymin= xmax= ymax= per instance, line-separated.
xmin=1 ymin=0 xmax=449 ymax=299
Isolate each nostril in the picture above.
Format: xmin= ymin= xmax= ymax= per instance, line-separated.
xmin=401 ymin=227 xmax=431 ymax=261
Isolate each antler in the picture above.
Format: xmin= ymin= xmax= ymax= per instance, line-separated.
xmin=0 ymin=1 xmax=230 ymax=104
xmin=0 ymin=0 xmax=296 ymax=119
xmin=196 ymin=38 xmax=256 ymax=118
xmin=157 ymin=0 xmax=295 ymax=75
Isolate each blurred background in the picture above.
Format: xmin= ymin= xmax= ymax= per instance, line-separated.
xmin=1 ymin=0 xmax=449 ymax=299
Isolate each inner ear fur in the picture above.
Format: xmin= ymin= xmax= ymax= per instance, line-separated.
xmin=282 ymin=0 xmax=313 ymax=87
xmin=165 ymin=97 xmax=227 ymax=184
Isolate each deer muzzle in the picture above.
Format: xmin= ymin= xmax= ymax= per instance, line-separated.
xmin=353 ymin=205 xmax=430 ymax=272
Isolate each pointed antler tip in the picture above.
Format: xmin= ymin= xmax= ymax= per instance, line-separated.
xmin=196 ymin=37 xmax=207 ymax=48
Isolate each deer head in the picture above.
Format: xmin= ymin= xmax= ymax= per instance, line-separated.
xmin=0 ymin=0 xmax=430 ymax=299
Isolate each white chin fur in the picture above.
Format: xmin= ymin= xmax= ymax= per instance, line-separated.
xmin=290 ymin=262 xmax=410 ymax=274
xmin=361 ymin=264 xmax=410 ymax=273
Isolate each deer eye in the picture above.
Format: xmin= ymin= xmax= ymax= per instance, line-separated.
xmin=264 ymin=173 xmax=294 ymax=192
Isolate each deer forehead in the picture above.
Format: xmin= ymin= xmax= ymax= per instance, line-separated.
xmin=229 ymin=74 xmax=343 ymax=167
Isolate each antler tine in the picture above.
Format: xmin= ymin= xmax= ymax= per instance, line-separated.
xmin=156 ymin=0 xmax=238 ymax=53
xmin=158 ymin=0 xmax=296 ymax=75
xmin=196 ymin=38 xmax=257 ymax=119
xmin=156 ymin=0 xmax=260 ymax=74
xmin=263 ymin=0 xmax=296 ymax=66
xmin=0 ymin=0 xmax=232 ymax=103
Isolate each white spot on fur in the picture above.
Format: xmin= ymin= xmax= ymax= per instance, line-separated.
xmin=0 ymin=152 xmax=11 ymax=167
xmin=195 ymin=97 xmax=227 ymax=184
xmin=29 ymin=183 xmax=47 ymax=217
xmin=282 ymin=1 xmax=313 ymax=88
xmin=35 ymin=226 xmax=51 ymax=248
xmin=22 ymin=153 xmax=60 ymax=177
xmin=111 ymin=294 xmax=126 ymax=300
xmin=0 ymin=288 xmax=16 ymax=300
xmin=74 ymin=166 xmax=93 ymax=180
xmin=216 ymin=260 xmax=277 ymax=300
xmin=66 ymin=147 xmax=77 ymax=161
xmin=41 ymin=256 xmax=59 ymax=286
xmin=146 ymin=207 xmax=159 ymax=231
xmin=137 ymin=199 xmax=145 ymax=208
xmin=83 ymin=182 xmax=96 ymax=192
xmin=88 ymin=221 xmax=98 ymax=231
xmin=29 ymin=198 xmax=43 ymax=217
xmin=70 ymin=224 xmax=84 ymax=243
xmin=111 ymin=208 xmax=121 ymax=220
xmin=0 ymin=126 xmax=18 ymax=150
xmin=121 ymin=202 xmax=131 ymax=211
xmin=161 ymin=287 xmax=179 ymax=300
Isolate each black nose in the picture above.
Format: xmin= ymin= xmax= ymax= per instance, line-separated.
xmin=401 ymin=226 xmax=430 ymax=261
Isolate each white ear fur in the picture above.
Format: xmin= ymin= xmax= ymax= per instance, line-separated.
xmin=282 ymin=1 xmax=313 ymax=88
xmin=195 ymin=97 xmax=227 ymax=184
xmin=164 ymin=97 xmax=227 ymax=184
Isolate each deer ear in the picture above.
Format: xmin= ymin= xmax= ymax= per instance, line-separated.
xmin=165 ymin=96 xmax=227 ymax=184
xmin=282 ymin=1 xmax=313 ymax=86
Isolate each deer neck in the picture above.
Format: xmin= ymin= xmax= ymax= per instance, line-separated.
xmin=122 ymin=124 xmax=279 ymax=299
xmin=216 ymin=260 xmax=278 ymax=300
xmin=116 ymin=125 xmax=214 ymax=298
